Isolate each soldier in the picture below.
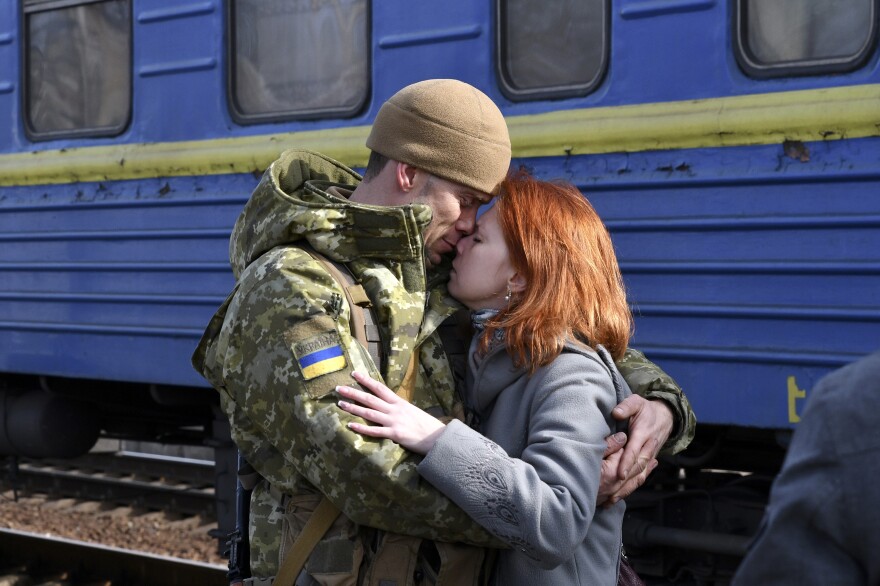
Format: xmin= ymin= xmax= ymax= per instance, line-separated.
xmin=193 ymin=79 xmax=695 ymax=585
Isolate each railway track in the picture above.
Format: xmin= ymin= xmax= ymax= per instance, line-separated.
xmin=9 ymin=451 xmax=216 ymax=518
xmin=0 ymin=450 xmax=227 ymax=584
xmin=0 ymin=528 xmax=226 ymax=585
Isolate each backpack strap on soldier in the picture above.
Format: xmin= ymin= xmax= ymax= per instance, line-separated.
xmin=301 ymin=245 xmax=384 ymax=371
xmin=270 ymin=245 xmax=384 ymax=586
xmin=274 ymin=496 xmax=343 ymax=586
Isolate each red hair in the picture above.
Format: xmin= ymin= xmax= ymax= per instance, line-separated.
xmin=480 ymin=171 xmax=633 ymax=370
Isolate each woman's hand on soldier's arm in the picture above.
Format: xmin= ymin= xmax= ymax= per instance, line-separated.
xmin=336 ymin=371 xmax=446 ymax=455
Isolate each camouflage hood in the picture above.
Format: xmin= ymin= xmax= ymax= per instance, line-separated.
xmin=196 ymin=147 xmax=461 ymax=399
xmin=229 ymin=149 xmax=435 ymax=279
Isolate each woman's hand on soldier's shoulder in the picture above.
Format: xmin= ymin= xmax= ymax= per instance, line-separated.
xmin=336 ymin=371 xmax=446 ymax=455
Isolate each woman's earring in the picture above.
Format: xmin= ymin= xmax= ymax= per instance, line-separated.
xmin=504 ymin=284 xmax=512 ymax=303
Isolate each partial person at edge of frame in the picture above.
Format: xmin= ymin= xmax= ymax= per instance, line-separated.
xmin=732 ymin=349 xmax=880 ymax=586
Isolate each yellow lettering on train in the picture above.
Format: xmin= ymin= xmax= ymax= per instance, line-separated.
xmin=787 ymin=376 xmax=806 ymax=423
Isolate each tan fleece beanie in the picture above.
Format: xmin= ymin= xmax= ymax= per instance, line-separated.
xmin=366 ymin=79 xmax=511 ymax=195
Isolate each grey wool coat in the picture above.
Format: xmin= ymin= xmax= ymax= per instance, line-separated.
xmin=418 ymin=339 xmax=629 ymax=585
xmin=732 ymin=350 xmax=880 ymax=586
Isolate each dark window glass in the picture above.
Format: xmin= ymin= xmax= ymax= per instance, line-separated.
xmin=497 ymin=0 xmax=607 ymax=100
xmin=230 ymin=0 xmax=369 ymax=121
xmin=24 ymin=0 xmax=131 ymax=139
xmin=737 ymin=0 xmax=877 ymax=77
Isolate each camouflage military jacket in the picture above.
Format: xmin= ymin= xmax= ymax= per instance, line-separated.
xmin=193 ymin=150 xmax=500 ymax=554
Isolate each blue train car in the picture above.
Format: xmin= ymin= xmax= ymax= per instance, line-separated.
xmin=1 ymin=0 xmax=878 ymax=582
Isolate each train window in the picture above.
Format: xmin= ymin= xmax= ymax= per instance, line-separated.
xmin=736 ymin=0 xmax=878 ymax=77
xmin=23 ymin=0 xmax=131 ymax=140
xmin=229 ymin=0 xmax=369 ymax=122
xmin=496 ymin=0 xmax=607 ymax=100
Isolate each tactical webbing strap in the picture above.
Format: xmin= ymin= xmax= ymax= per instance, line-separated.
xmin=317 ymin=245 xmax=417 ymax=400
xmin=274 ymin=496 xmax=342 ymax=586
xmin=302 ymin=246 xmax=384 ymax=371
xmin=269 ymin=247 xmax=383 ymax=586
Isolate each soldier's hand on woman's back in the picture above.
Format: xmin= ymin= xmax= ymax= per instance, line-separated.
xmin=597 ymin=394 xmax=670 ymax=505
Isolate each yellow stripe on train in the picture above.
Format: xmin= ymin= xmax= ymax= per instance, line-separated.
xmin=1 ymin=84 xmax=878 ymax=187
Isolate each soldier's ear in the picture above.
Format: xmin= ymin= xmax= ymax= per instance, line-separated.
xmin=395 ymin=162 xmax=419 ymax=193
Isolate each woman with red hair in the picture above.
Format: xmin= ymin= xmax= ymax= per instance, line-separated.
xmin=337 ymin=172 xmax=634 ymax=585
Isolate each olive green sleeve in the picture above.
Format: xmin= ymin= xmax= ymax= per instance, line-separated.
xmin=615 ymin=348 xmax=697 ymax=454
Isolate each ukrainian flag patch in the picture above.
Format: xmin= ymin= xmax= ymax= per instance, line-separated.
xmin=284 ymin=315 xmax=351 ymax=400
xmin=293 ymin=332 xmax=347 ymax=380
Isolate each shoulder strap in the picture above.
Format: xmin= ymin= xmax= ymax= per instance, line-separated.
xmin=274 ymin=497 xmax=341 ymax=586
xmin=272 ymin=246 xmax=384 ymax=586
xmin=300 ymin=245 xmax=384 ymax=370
